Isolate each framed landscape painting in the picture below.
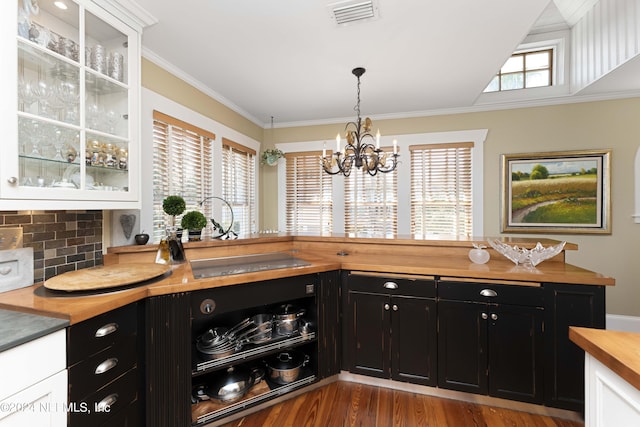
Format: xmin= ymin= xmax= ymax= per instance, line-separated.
xmin=501 ymin=149 xmax=611 ymax=234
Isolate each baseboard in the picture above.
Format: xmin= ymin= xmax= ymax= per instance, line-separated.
xmin=606 ymin=314 xmax=640 ymax=332
xmin=339 ymin=371 xmax=583 ymax=422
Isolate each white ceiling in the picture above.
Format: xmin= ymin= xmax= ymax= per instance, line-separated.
xmin=132 ymin=0 xmax=640 ymax=127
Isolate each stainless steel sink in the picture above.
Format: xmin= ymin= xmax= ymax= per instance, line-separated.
xmin=190 ymin=252 xmax=310 ymax=278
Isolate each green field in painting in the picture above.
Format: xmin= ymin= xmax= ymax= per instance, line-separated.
xmin=523 ymin=198 xmax=597 ymax=223
xmin=511 ymin=175 xmax=598 ymax=223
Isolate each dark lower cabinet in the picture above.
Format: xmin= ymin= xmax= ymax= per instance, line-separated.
xmin=437 ymin=281 xmax=544 ymax=404
xmin=344 ymin=272 xmax=437 ymax=386
xmin=67 ymin=302 xmax=143 ymax=426
xmin=544 ymin=283 xmax=605 ymax=412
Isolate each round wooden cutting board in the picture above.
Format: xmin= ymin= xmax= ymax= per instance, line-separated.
xmin=44 ymin=263 xmax=171 ymax=292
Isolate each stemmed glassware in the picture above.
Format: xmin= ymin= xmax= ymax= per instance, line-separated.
xmin=30 ymin=80 xmax=52 ymax=118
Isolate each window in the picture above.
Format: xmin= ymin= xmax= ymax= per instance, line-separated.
xmin=410 ymin=142 xmax=473 ymax=237
xmin=222 ymin=138 xmax=256 ymax=236
xmin=484 ymin=48 xmax=553 ymax=92
xmin=152 ymin=110 xmax=214 ymax=242
xmin=344 ymin=148 xmax=398 ymax=237
xmin=284 ymin=151 xmax=333 ymax=234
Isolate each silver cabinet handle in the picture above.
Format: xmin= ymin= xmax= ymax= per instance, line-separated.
xmin=7 ymin=177 xmax=17 ymax=185
xmin=480 ymin=289 xmax=497 ymax=297
xmin=481 ymin=312 xmax=488 ymax=320
xmin=95 ymin=322 xmax=118 ymax=338
xmin=384 ymin=303 xmax=390 ymax=311
xmin=392 ymin=304 xmax=398 ymax=311
xmin=95 ymin=357 xmax=118 ymax=375
xmin=383 ymin=281 xmax=398 ymax=290
xmin=96 ymin=393 xmax=118 ymax=412
xmin=491 ymin=313 xmax=498 ymax=321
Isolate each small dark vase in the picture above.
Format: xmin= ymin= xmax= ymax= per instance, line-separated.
xmin=134 ymin=233 xmax=149 ymax=245
xmin=188 ymin=229 xmax=202 ymax=242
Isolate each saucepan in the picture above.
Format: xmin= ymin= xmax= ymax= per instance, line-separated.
xmin=264 ymin=349 xmax=309 ymax=385
xmin=273 ymin=304 xmax=306 ymax=336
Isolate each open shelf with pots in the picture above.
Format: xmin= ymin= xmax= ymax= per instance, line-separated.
xmin=189 ymin=276 xmax=320 ymax=425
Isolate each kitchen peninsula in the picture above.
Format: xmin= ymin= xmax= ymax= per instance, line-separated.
xmin=0 ymin=235 xmax=615 ymax=426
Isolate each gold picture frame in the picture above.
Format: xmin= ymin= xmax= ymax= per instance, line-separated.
xmin=501 ymin=149 xmax=611 ymax=234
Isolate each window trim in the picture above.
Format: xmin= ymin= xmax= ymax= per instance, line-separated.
xmin=139 ymin=88 xmax=260 ymax=243
xmin=276 ymin=129 xmax=487 ymax=236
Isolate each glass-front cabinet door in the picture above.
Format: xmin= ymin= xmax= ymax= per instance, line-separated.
xmin=1 ymin=0 xmax=140 ymax=209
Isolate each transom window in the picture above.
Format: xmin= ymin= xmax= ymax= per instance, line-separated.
xmin=484 ymin=48 xmax=553 ymax=92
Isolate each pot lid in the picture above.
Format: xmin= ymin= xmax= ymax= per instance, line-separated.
xmin=209 ymin=366 xmax=252 ymax=400
xmin=275 ymin=303 xmax=302 ymax=315
xmin=265 ymin=350 xmax=306 ymax=370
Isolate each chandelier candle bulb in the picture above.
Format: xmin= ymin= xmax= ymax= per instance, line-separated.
xmin=376 ymin=130 xmax=380 ymax=148
xmin=393 ymin=139 xmax=397 ymax=154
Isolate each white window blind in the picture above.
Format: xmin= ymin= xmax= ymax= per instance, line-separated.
xmin=152 ymin=111 xmax=214 ymax=242
xmin=410 ymin=142 xmax=473 ymax=237
xmin=222 ymin=138 xmax=256 ymax=236
xmin=344 ymin=149 xmax=398 ymax=237
xmin=285 ymin=151 xmax=333 ymax=234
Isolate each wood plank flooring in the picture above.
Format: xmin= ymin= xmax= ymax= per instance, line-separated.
xmin=221 ymin=381 xmax=584 ymax=427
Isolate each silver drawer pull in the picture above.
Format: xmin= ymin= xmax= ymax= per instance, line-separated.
xmin=383 ymin=281 xmax=398 ymax=289
xmin=480 ymin=289 xmax=497 ymax=297
xmin=95 ymin=357 xmax=118 ymax=375
xmin=0 ymin=267 xmax=12 ymax=275
xmin=96 ymin=393 xmax=118 ymax=412
xmin=95 ymin=322 xmax=118 ymax=338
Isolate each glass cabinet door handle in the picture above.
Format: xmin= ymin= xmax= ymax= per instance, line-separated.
xmin=384 ymin=303 xmax=390 ymax=311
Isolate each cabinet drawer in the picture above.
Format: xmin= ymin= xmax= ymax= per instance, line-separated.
xmin=69 ymin=367 xmax=138 ymax=426
xmin=68 ymin=335 xmax=137 ymax=401
xmin=438 ymin=281 xmax=544 ymax=306
xmin=67 ymin=303 xmax=138 ymax=366
xmin=346 ymin=272 xmax=436 ymax=298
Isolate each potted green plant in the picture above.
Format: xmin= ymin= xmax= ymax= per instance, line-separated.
xmin=162 ymin=195 xmax=186 ymax=227
xmin=181 ymin=210 xmax=208 ymax=241
xmin=260 ymin=148 xmax=284 ymax=166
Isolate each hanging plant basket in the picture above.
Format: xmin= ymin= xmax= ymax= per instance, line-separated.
xmin=261 ymin=148 xmax=284 ymax=166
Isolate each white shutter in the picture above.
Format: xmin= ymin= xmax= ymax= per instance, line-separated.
xmin=410 ymin=142 xmax=473 ymax=237
xmin=222 ymin=138 xmax=256 ymax=236
xmin=344 ymin=149 xmax=398 ymax=237
xmin=285 ymin=151 xmax=333 ymax=234
xmin=152 ymin=111 xmax=214 ymax=242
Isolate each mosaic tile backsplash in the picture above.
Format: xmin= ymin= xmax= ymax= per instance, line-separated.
xmin=0 ymin=210 xmax=103 ymax=282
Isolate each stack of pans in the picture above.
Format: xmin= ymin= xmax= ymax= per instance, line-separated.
xmin=196 ymin=314 xmax=274 ymax=360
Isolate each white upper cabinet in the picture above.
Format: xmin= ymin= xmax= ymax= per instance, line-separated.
xmin=1 ymin=0 xmax=143 ymax=209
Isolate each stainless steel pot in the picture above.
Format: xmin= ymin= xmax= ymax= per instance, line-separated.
xmin=274 ymin=304 xmax=306 ymax=336
xmin=192 ymin=365 xmax=264 ymax=403
xmin=264 ymin=350 xmax=309 ymax=385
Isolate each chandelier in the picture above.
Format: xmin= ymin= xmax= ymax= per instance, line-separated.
xmin=322 ymin=67 xmax=399 ymax=176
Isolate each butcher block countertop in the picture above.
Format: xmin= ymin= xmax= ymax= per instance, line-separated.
xmin=0 ymin=235 xmax=614 ymax=325
xmin=570 ymin=327 xmax=640 ymax=391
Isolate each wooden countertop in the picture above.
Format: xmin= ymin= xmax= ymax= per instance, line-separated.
xmin=0 ymin=236 xmax=614 ymax=325
xmin=570 ymin=327 xmax=640 ymax=391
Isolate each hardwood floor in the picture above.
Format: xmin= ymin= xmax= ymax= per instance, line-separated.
xmin=221 ymin=382 xmax=584 ymax=427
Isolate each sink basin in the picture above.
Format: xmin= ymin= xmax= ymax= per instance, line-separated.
xmin=190 ymin=252 xmax=310 ymax=278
